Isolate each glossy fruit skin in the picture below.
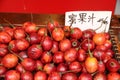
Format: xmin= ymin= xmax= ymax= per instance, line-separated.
xmin=59 ymin=39 xmax=72 ymax=52
xmin=70 ymin=27 xmax=82 ymax=39
xmin=82 ymin=29 xmax=95 ymax=40
xmin=51 ymin=41 xmax=59 ymax=54
xmin=15 ymin=63 xmax=25 ymax=73
xmin=103 ymin=40 xmax=112 ymax=49
xmin=5 ymin=70 xmax=20 ymax=80
xmin=105 ymin=49 xmax=114 ymax=58
xmin=21 ymin=71 xmax=33 ymax=80
xmin=34 ymin=71 xmax=47 ymax=80
xmin=53 ymin=51 xmax=64 ymax=64
xmin=3 ymin=26 xmax=14 ymax=39
xmin=102 ymin=54 xmax=111 ymax=63
xmin=77 ymin=49 xmax=87 ymax=62
xmin=93 ymin=72 xmax=107 ymax=80
xmin=57 ymin=63 xmax=68 ymax=73
xmin=23 ymin=22 xmax=37 ymax=33
xmin=16 ymin=39 xmax=29 ymax=51
xmin=43 ymin=63 xmax=56 ymax=74
xmin=2 ymin=54 xmax=18 ymax=68
xmin=41 ymin=51 xmax=52 ymax=64
xmin=35 ymin=60 xmax=43 ymax=71
xmin=8 ymin=40 xmax=18 ymax=52
xmin=0 ymin=44 xmax=8 ymax=57
xmin=81 ymin=39 xmax=95 ymax=51
xmin=48 ymin=21 xmax=59 ymax=32
xmin=69 ymin=61 xmax=82 ymax=73
xmin=41 ymin=36 xmax=53 ymax=51
xmin=13 ymin=27 xmax=26 ymax=39
xmin=28 ymin=32 xmax=41 ymax=44
xmin=107 ymin=72 xmax=120 ymax=80
xmin=98 ymin=61 xmax=106 ymax=73
xmin=106 ymin=59 xmax=120 ymax=72
xmin=21 ymin=58 xmax=36 ymax=72
xmin=38 ymin=27 xmax=48 ymax=37
xmin=64 ymin=48 xmax=77 ymax=62
xmin=0 ymin=66 xmax=7 ymax=75
xmin=93 ymin=49 xmax=105 ymax=60
xmin=78 ymin=73 xmax=92 ymax=80
xmin=104 ymin=32 xmax=110 ymax=40
xmin=85 ymin=57 xmax=98 ymax=73
xmin=93 ymin=33 xmax=106 ymax=45
xmin=18 ymin=51 xmax=28 ymax=59
xmin=81 ymin=63 xmax=88 ymax=73
xmin=48 ymin=22 xmax=55 ymax=32
xmin=62 ymin=72 xmax=78 ymax=80
xmin=96 ymin=45 xmax=107 ymax=51
xmin=63 ymin=26 xmax=71 ymax=37
xmin=1 ymin=20 xmax=120 ymax=80
xmin=48 ymin=71 xmax=61 ymax=80
xmin=0 ymin=31 xmax=11 ymax=43
xmin=27 ymin=44 xmax=43 ymax=59
xmin=52 ymin=27 xmax=64 ymax=41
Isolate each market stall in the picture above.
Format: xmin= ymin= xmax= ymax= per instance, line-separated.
xmin=0 ymin=0 xmax=120 ymax=80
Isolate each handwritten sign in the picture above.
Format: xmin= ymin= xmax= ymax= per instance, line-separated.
xmin=65 ymin=11 xmax=112 ymax=33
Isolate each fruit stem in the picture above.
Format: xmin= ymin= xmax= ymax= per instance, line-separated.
xmin=25 ymin=33 xmax=30 ymax=42
xmin=0 ymin=25 xmax=3 ymax=31
xmin=46 ymin=23 xmax=53 ymax=39
xmin=3 ymin=18 xmax=15 ymax=28
xmin=61 ymin=69 xmax=81 ymax=74
xmin=44 ymin=30 xmax=48 ymax=36
xmin=88 ymin=38 xmax=93 ymax=58
xmin=91 ymin=71 xmax=98 ymax=76
xmin=8 ymin=47 xmax=23 ymax=61
xmin=61 ymin=70 xmax=73 ymax=74
xmin=78 ymin=39 xmax=87 ymax=49
xmin=38 ymin=66 xmax=43 ymax=71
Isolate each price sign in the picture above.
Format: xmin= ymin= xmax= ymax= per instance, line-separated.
xmin=65 ymin=11 xmax=112 ymax=33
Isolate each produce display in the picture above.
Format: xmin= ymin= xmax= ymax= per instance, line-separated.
xmin=0 ymin=20 xmax=120 ymax=80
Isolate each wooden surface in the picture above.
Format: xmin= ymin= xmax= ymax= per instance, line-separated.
xmin=111 ymin=15 xmax=120 ymax=27
xmin=0 ymin=13 xmax=65 ymax=26
xmin=109 ymin=29 xmax=120 ymax=62
xmin=109 ymin=15 xmax=120 ymax=62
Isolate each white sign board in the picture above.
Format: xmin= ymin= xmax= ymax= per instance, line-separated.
xmin=65 ymin=11 xmax=112 ymax=33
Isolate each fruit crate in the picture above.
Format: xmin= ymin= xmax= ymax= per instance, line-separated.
xmin=110 ymin=15 xmax=120 ymax=63
xmin=0 ymin=13 xmax=120 ymax=79
xmin=0 ymin=13 xmax=120 ymax=60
